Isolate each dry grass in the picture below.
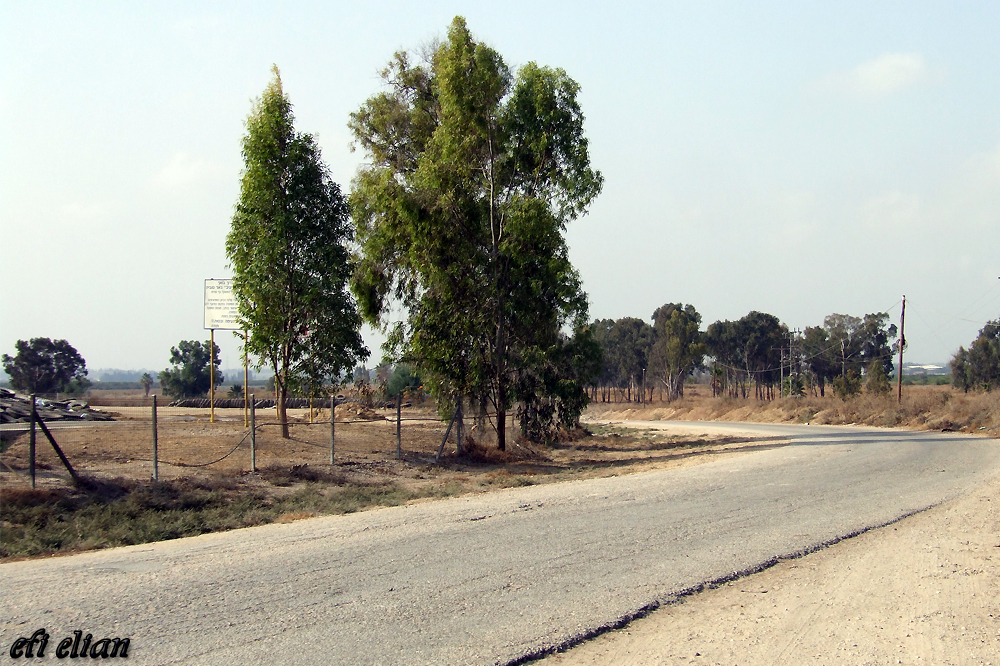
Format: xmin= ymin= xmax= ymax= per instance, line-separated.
xmin=585 ymin=385 xmax=1000 ymax=437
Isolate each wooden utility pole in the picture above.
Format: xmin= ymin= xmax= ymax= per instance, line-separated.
xmin=897 ymin=295 xmax=906 ymax=404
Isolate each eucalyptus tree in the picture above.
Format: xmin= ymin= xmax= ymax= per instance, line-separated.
xmin=952 ymin=319 xmax=1000 ymax=392
xmin=706 ymin=312 xmax=786 ymax=399
xmin=649 ymin=303 xmax=707 ymax=402
xmin=605 ymin=317 xmax=653 ymax=402
xmin=589 ymin=318 xmax=616 ymax=401
xmin=858 ymin=312 xmax=899 ymax=377
xmin=801 ymin=325 xmax=835 ymax=396
xmin=815 ymin=313 xmax=898 ymax=387
xmin=227 ymin=66 xmax=367 ymax=438
xmin=823 ymin=313 xmax=864 ymax=378
xmin=736 ymin=311 xmax=786 ymax=399
xmin=705 ymin=319 xmax=743 ymax=397
xmin=350 ymin=18 xmax=603 ymax=449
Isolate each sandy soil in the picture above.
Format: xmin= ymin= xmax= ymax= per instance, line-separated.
xmin=542 ymin=469 xmax=1000 ymax=666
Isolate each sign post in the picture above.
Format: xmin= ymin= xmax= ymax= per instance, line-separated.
xmin=204 ymin=279 xmax=242 ymax=423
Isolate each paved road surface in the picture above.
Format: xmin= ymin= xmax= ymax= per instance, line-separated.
xmin=3 ymin=423 xmax=998 ymax=665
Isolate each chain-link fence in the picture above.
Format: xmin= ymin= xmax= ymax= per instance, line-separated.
xmin=0 ymin=393 xmax=477 ymax=489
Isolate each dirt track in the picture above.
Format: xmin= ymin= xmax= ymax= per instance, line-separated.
xmin=544 ymin=452 xmax=1000 ymax=666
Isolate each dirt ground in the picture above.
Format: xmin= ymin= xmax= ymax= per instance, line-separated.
xmin=0 ymin=403 xmax=766 ymax=494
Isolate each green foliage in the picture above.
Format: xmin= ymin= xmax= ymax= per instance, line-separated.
xmin=91 ymin=381 xmax=144 ymax=391
xmin=158 ymin=340 xmax=223 ymax=399
xmin=901 ymin=372 xmax=950 ymax=386
xmin=386 ymin=364 xmax=422 ymax=398
xmin=865 ymin=360 xmax=891 ymax=396
xmin=227 ymin=66 xmax=367 ymax=436
xmin=228 ymin=384 xmax=243 ymax=398
xmin=139 ymin=372 xmax=154 ymax=397
xmin=859 ymin=313 xmax=900 ymax=377
xmin=801 ymin=325 xmax=834 ymax=396
xmin=833 ymin=370 xmax=862 ymax=399
xmin=515 ymin=325 xmax=602 ymax=442
xmin=1 ymin=338 xmax=90 ymax=395
xmin=649 ymin=303 xmax=707 ymax=402
xmin=349 ymin=18 xmax=603 ymax=448
xmin=951 ymin=319 xmax=1000 ymax=392
xmin=822 ymin=312 xmax=899 ymax=379
xmin=605 ymin=318 xmax=653 ymax=396
xmin=785 ymin=375 xmax=806 ymax=397
xmin=706 ymin=312 xmax=786 ymax=399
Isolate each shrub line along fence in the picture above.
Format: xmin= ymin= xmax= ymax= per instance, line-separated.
xmin=4 ymin=393 xmax=486 ymax=489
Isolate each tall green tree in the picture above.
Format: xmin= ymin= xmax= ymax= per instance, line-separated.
xmin=814 ymin=312 xmax=898 ymax=387
xmin=350 ymin=18 xmax=603 ymax=449
xmin=605 ymin=317 xmax=653 ymax=402
xmin=952 ymin=319 xmax=1000 ymax=391
xmin=705 ymin=312 xmax=786 ymax=400
xmin=801 ymin=325 xmax=835 ymax=396
xmin=2 ymin=338 xmax=90 ymax=395
xmin=705 ymin=319 xmax=744 ymax=397
xmin=649 ymin=303 xmax=706 ymax=402
xmin=158 ymin=340 xmax=222 ymax=399
xmin=589 ymin=318 xmax=617 ymax=401
xmin=228 ymin=66 xmax=367 ymax=438
xmin=736 ymin=311 xmax=786 ymax=400
xmin=823 ymin=313 xmax=864 ymax=378
xmin=858 ymin=312 xmax=899 ymax=377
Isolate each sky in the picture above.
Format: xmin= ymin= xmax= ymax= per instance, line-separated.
xmin=2 ymin=1 xmax=999 ymax=377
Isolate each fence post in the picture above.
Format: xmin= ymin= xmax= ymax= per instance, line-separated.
xmin=396 ymin=393 xmax=402 ymax=460
xmin=250 ymin=394 xmax=256 ymax=473
xmin=330 ymin=395 xmax=336 ymax=464
xmin=29 ymin=393 xmax=36 ymax=489
xmin=151 ymin=395 xmax=159 ymax=481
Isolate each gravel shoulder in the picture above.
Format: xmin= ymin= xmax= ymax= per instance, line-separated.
xmin=542 ymin=454 xmax=1000 ymax=666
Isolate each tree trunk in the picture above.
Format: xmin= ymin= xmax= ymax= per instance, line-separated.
xmin=277 ymin=365 xmax=290 ymax=439
xmin=496 ymin=378 xmax=507 ymax=451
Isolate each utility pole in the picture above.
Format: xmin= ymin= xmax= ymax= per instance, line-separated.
xmin=780 ymin=347 xmax=785 ymax=398
xmin=788 ymin=328 xmax=800 ymax=396
xmin=897 ymin=295 xmax=906 ymax=404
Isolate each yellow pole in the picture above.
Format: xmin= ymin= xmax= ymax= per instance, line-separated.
xmin=243 ymin=330 xmax=249 ymax=428
xmin=210 ymin=328 xmax=215 ymax=423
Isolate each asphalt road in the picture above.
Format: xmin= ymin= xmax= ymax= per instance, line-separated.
xmin=3 ymin=423 xmax=998 ymax=665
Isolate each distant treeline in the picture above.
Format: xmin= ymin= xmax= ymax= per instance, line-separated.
xmin=90 ymin=381 xmax=151 ymax=391
xmin=590 ymin=305 xmax=902 ymax=403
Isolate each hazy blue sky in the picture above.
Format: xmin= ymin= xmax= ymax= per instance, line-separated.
xmin=2 ymin=1 xmax=998 ymax=375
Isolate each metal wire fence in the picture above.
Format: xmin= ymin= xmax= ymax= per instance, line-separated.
xmin=0 ymin=394 xmax=475 ymax=489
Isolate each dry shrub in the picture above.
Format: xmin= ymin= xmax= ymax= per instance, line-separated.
xmin=456 ymin=437 xmax=549 ymax=464
xmin=550 ymin=425 xmax=591 ymax=443
xmin=257 ymin=464 xmax=351 ymax=486
xmin=275 ymin=511 xmax=315 ymax=523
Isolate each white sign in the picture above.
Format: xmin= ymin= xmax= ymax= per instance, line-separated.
xmin=204 ymin=279 xmax=241 ymax=330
